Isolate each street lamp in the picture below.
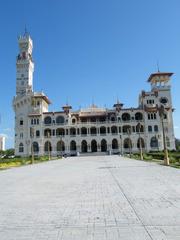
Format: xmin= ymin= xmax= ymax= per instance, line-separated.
xmin=30 ymin=127 xmax=34 ymax=164
xmin=158 ymin=105 xmax=169 ymax=166
xmin=137 ymin=122 xmax=143 ymax=160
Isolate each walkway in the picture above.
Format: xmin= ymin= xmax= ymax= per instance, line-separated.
xmin=0 ymin=156 xmax=180 ymax=239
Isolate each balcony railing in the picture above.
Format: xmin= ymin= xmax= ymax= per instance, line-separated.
xmin=43 ymin=119 xmax=144 ymax=126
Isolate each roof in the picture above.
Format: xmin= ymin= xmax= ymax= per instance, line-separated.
xmin=43 ymin=111 xmax=65 ymax=114
xmin=148 ymin=72 xmax=173 ymax=82
xmin=28 ymin=113 xmax=42 ymax=117
xmin=33 ymin=92 xmax=51 ymax=104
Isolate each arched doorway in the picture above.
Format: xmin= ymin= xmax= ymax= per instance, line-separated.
xmin=44 ymin=141 xmax=52 ymax=152
xmin=32 ymin=142 xmax=39 ymax=153
xmin=81 ymin=140 xmax=87 ymax=153
xmin=101 ymin=139 xmax=107 ymax=152
xmin=112 ymin=139 xmax=118 ymax=150
xmin=124 ymin=138 xmax=132 ymax=153
xmin=91 ymin=140 xmax=97 ymax=152
xmin=70 ymin=140 xmax=76 ymax=151
xmin=57 ymin=140 xmax=65 ymax=152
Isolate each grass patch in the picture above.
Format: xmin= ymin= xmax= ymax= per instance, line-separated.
xmin=0 ymin=156 xmax=61 ymax=170
xmin=129 ymin=151 xmax=180 ymax=168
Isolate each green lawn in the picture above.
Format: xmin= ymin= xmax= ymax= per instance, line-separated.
xmin=0 ymin=156 xmax=60 ymax=170
xmin=130 ymin=151 xmax=180 ymax=168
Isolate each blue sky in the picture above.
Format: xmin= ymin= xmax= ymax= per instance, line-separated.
xmin=0 ymin=0 xmax=180 ymax=149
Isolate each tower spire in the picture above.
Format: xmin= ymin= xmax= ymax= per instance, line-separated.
xmin=24 ymin=25 xmax=29 ymax=37
xmin=157 ymin=61 xmax=160 ymax=73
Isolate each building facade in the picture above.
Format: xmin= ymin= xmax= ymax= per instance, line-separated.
xmin=0 ymin=136 xmax=5 ymax=151
xmin=13 ymin=34 xmax=176 ymax=157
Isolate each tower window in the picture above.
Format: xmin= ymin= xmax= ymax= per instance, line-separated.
xmin=148 ymin=126 xmax=152 ymax=132
xmin=20 ymin=120 xmax=23 ymax=125
xmin=160 ymin=97 xmax=168 ymax=104
xmin=154 ymin=125 xmax=158 ymax=132
xmin=36 ymin=130 xmax=40 ymax=137
xmin=19 ymin=143 xmax=24 ymax=152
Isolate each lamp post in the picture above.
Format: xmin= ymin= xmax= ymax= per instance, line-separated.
xmin=137 ymin=122 xmax=143 ymax=160
xmin=127 ymin=127 xmax=132 ymax=158
xmin=30 ymin=127 xmax=34 ymax=164
xmin=158 ymin=105 xmax=169 ymax=166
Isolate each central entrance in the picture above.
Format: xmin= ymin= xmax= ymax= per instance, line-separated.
xmin=91 ymin=140 xmax=97 ymax=152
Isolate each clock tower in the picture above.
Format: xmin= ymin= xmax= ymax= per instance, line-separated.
xmin=16 ymin=32 xmax=34 ymax=96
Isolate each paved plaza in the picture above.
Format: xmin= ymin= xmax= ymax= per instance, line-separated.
xmin=0 ymin=155 xmax=180 ymax=240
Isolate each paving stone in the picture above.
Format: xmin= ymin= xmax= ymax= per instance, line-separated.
xmin=0 ymin=156 xmax=180 ymax=239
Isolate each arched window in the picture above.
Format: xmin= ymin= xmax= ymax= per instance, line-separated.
xmin=56 ymin=116 xmax=65 ymax=124
xmin=72 ymin=118 xmax=76 ymax=124
xmin=111 ymin=126 xmax=118 ymax=134
xmin=81 ymin=127 xmax=87 ymax=135
xmin=70 ymin=140 xmax=76 ymax=151
xmin=56 ymin=128 xmax=65 ymax=136
xmin=19 ymin=143 xmax=24 ymax=152
xmin=99 ymin=117 xmax=106 ymax=122
xmin=123 ymin=125 xmax=131 ymax=133
xmin=44 ymin=141 xmax=52 ymax=152
xmin=122 ymin=113 xmax=131 ymax=121
xmin=112 ymin=139 xmax=118 ymax=149
xmin=90 ymin=127 xmax=97 ymax=135
xmin=44 ymin=116 xmax=52 ymax=125
xmin=111 ymin=116 xmax=116 ymax=122
xmin=44 ymin=129 xmax=51 ymax=137
xmin=32 ymin=142 xmax=39 ymax=153
xmin=100 ymin=126 xmax=106 ymax=135
xmin=150 ymin=137 xmax=158 ymax=148
xmin=136 ymin=124 xmax=144 ymax=132
xmin=135 ymin=112 xmax=143 ymax=121
xmin=70 ymin=128 xmax=76 ymax=136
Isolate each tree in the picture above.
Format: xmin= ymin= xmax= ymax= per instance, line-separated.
xmin=175 ymin=139 xmax=180 ymax=151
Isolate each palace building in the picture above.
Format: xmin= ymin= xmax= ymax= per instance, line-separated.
xmin=13 ymin=33 xmax=176 ymax=157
